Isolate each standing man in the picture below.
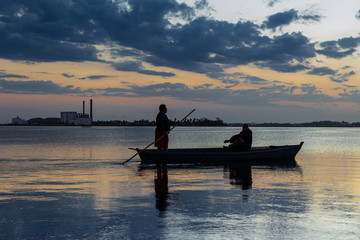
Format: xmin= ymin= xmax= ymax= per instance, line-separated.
xmin=224 ymin=124 xmax=252 ymax=152
xmin=155 ymin=104 xmax=171 ymax=152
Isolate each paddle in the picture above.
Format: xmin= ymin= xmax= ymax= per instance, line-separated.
xmin=122 ymin=109 xmax=196 ymax=165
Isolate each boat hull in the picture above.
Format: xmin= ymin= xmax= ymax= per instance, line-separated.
xmin=137 ymin=142 xmax=304 ymax=164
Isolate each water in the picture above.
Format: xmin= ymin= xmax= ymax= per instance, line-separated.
xmin=0 ymin=126 xmax=359 ymax=239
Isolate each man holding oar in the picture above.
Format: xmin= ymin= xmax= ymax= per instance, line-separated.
xmin=122 ymin=108 xmax=195 ymax=164
xmin=155 ymin=104 xmax=171 ymax=152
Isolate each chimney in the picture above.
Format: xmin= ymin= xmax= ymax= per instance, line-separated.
xmin=90 ymin=99 xmax=93 ymax=123
xmin=83 ymin=101 xmax=85 ymax=116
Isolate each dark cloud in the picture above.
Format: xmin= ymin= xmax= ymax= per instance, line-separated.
xmin=92 ymin=81 xmax=337 ymax=107
xmin=306 ymin=66 xmax=356 ymax=82
xmin=113 ymin=61 xmax=175 ymax=77
xmin=317 ymin=37 xmax=360 ymax=58
xmin=195 ymin=0 xmax=211 ymax=10
xmin=84 ymin=75 xmax=113 ymax=80
xmin=300 ymin=13 xmax=322 ymax=22
xmin=338 ymin=37 xmax=360 ymax=48
xmin=338 ymin=88 xmax=360 ymax=103
xmin=330 ymin=71 xmax=356 ymax=83
xmin=307 ymin=67 xmax=337 ymax=76
xmin=0 ymin=79 xmax=82 ymax=94
xmin=0 ymin=71 xmax=29 ymax=79
xmin=256 ymin=62 xmax=310 ymax=73
xmin=0 ymin=28 xmax=98 ymax=62
xmin=95 ymin=82 xmax=268 ymax=105
xmin=356 ymin=10 xmax=360 ymax=20
xmin=63 ymin=73 xmax=113 ymax=80
xmin=206 ymin=72 xmax=242 ymax=85
xmin=262 ymin=9 xmax=321 ymax=30
xmin=207 ymin=72 xmax=269 ymax=85
xmin=0 ymin=0 xmax=318 ymax=75
xmin=263 ymin=9 xmax=299 ymax=29
xmin=243 ymin=75 xmax=269 ymax=85
xmin=267 ymin=0 xmax=281 ymax=7
xmin=62 ymin=73 xmax=75 ymax=78
xmin=0 ymin=0 xmax=101 ymax=62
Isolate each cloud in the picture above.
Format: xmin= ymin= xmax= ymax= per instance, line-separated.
xmin=256 ymin=62 xmax=310 ymax=73
xmin=316 ymin=37 xmax=360 ymax=58
xmin=306 ymin=66 xmax=356 ymax=82
xmin=0 ymin=0 xmax=318 ymax=75
xmin=77 ymin=75 xmax=114 ymax=80
xmin=207 ymin=72 xmax=269 ymax=85
xmin=195 ymin=0 xmax=211 ymax=10
xmin=267 ymin=0 xmax=281 ymax=7
xmin=92 ymin=81 xmax=337 ymax=108
xmin=63 ymin=73 xmax=114 ymax=80
xmin=262 ymin=9 xmax=321 ymax=30
xmin=113 ymin=61 xmax=175 ymax=77
xmin=0 ymin=71 xmax=29 ymax=79
xmin=356 ymin=10 xmax=360 ymax=20
xmin=330 ymin=71 xmax=356 ymax=83
xmin=243 ymin=75 xmax=269 ymax=85
xmin=0 ymin=28 xmax=98 ymax=62
xmin=62 ymin=73 xmax=75 ymax=78
xmin=0 ymin=79 xmax=82 ymax=94
xmin=263 ymin=9 xmax=299 ymax=29
xmin=307 ymin=67 xmax=337 ymax=76
xmin=85 ymin=75 xmax=113 ymax=80
xmin=0 ymin=0 xmax=101 ymax=62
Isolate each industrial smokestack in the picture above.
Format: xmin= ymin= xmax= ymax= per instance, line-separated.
xmin=83 ymin=101 xmax=85 ymax=116
xmin=90 ymin=99 xmax=93 ymax=123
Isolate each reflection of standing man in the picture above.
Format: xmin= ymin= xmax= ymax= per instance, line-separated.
xmin=155 ymin=104 xmax=170 ymax=152
xmin=155 ymin=164 xmax=169 ymax=214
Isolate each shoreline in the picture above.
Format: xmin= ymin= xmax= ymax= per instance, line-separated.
xmin=1 ymin=122 xmax=360 ymax=127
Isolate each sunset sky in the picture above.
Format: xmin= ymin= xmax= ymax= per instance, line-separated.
xmin=1 ymin=0 xmax=360 ymax=123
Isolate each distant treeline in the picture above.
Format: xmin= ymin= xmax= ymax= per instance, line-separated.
xmin=248 ymin=121 xmax=360 ymax=127
xmin=93 ymin=117 xmax=226 ymax=126
xmin=87 ymin=119 xmax=360 ymax=127
xmin=3 ymin=118 xmax=360 ymax=127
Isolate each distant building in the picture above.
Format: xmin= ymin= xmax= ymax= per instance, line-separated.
xmin=12 ymin=116 xmax=27 ymax=125
xmin=60 ymin=112 xmax=77 ymax=125
xmin=74 ymin=113 xmax=92 ymax=126
xmin=60 ymin=99 xmax=93 ymax=126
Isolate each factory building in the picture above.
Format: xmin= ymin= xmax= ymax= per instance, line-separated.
xmin=61 ymin=99 xmax=93 ymax=126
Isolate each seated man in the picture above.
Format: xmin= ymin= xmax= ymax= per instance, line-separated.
xmin=224 ymin=124 xmax=252 ymax=152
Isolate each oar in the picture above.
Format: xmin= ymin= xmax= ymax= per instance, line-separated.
xmin=122 ymin=109 xmax=196 ymax=165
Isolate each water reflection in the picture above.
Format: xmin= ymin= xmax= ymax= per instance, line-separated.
xmin=2 ymin=127 xmax=360 ymax=239
xmin=147 ymin=158 xmax=301 ymax=214
xmin=224 ymin=163 xmax=253 ymax=190
xmin=154 ymin=164 xmax=169 ymax=214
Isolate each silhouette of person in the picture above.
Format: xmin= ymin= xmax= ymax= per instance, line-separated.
xmin=155 ymin=104 xmax=170 ymax=152
xmin=224 ymin=124 xmax=252 ymax=152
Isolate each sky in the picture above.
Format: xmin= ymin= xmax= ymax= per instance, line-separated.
xmin=1 ymin=0 xmax=360 ymax=123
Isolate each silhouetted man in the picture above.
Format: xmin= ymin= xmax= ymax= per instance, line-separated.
xmin=224 ymin=124 xmax=252 ymax=152
xmin=155 ymin=104 xmax=170 ymax=152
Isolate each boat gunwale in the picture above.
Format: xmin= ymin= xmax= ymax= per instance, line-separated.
xmin=137 ymin=142 xmax=303 ymax=156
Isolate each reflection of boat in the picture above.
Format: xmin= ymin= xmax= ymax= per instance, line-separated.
xmin=135 ymin=142 xmax=304 ymax=165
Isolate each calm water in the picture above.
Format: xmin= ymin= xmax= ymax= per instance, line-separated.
xmin=0 ymin=126 xmax=360 ymax=240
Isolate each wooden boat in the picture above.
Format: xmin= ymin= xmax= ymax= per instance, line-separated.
xmin=135 ymin=142 xmax=304 ymax=164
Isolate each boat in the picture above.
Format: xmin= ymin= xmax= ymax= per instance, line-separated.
xmin=135 ymin=142 xmax=304 ymax=165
